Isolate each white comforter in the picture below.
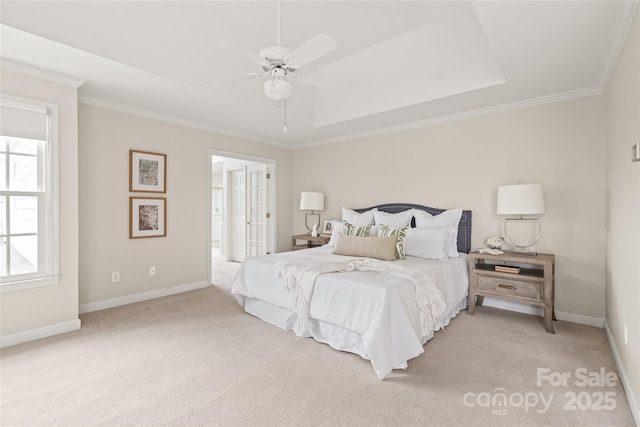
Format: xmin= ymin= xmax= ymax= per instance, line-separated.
xmin=231 ymin=246 xmax=469 ymax=379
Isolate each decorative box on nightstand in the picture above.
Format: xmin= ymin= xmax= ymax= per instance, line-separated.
xmin=292 ymin=234 xmax=330 ymax=251
xmin=468 ymin=251 xmax=556 ymax=333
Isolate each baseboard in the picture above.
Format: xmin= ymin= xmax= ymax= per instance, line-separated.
xmin=604 ymin=321 xmax=640 ymax=426
xmin=0 ymin=318 xmax=81 ymax=349
xmin=78 ymin=280 xmax=211 ymax=314
xmin=482 ymin=297 xmax=605 ymax=327
xmin=555 ymin=310 xmax=605 ymax=328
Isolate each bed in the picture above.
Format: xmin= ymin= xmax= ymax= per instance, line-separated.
xmin=231 ymin=203 xmax=472 ymax=379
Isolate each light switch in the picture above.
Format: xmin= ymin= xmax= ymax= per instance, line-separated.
xmin=633 ymin=142 xmax=640 ymax=162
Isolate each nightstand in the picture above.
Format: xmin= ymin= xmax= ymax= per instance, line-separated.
xmin=292 ymin=234 xmax=330 ymax=251
xmin=468 ymin=251 xmax=556 ymax=333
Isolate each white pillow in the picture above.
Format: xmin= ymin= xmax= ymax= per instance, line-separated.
xmin=404 ymin=226 xmax=454 ymax=260
xmin=341 ymin=207 xmax=377 ymax=227
xmin=373 ymin=209 xmax=414 ymax=227
xmin=413 ymin=209 xmax=463 ymax=257
xmin=413 ymin=209 xmax=433 ymax=225
xmin=327 ymin=220 xmax=344 ymax=246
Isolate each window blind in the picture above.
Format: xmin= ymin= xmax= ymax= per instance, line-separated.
xmin=0 ymin=100 xmax=48 ymax=141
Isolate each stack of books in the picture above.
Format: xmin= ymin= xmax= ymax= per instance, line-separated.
xmin=494 ymin=265 xmax=521 ymax=274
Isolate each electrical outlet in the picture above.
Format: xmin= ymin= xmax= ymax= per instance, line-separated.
xmin=112 ymin=271 xmax=120 ymax=283
xmin=149 ymin=266 xmax=156 ymax=276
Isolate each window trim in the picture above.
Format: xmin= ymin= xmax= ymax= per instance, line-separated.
xmin=0 ymin=94 xmax=60 ymax=292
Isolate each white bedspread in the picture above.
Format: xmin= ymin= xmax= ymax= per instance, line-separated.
xmin=231 ymin=246 xmax=468 ymax=379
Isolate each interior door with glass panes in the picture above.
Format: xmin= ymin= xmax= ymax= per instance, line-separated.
xmin=246 ymin=164 xmax=267 ymax=258
xmin=230 ymin=168 xmax=246 ymax=262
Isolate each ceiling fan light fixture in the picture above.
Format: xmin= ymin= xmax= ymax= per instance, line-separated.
xmin=264 ymin=78 xmax=293 ymax=101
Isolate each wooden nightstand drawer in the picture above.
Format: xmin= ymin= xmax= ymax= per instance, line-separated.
xmin=476 ymin=275 xmax=542 ymax=302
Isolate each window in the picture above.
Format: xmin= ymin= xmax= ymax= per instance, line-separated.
xmin=0 ymin=96 xmax=59 ymax=290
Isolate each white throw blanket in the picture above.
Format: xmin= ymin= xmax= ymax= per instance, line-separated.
xmin=276 ymin=256 xmax=447 ymax=339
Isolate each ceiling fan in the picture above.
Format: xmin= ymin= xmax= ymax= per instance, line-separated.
xmin=206 ymin=2 xmax=337 ymax=104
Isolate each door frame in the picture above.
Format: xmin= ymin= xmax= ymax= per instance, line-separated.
xmin=208 ymin=149 xmax=276 ymax=283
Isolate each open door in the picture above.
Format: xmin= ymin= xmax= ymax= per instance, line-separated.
xmin=230 ymin=167 xmax=246 ymax=262
xmin=246 ymin=163 xmax=267 ymax=258
xmin=213 ymin=153 xmax=274 ymax=265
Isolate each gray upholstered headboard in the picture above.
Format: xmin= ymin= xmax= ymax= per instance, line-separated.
xmin=354 ymin=203 xmax=472 ymax=254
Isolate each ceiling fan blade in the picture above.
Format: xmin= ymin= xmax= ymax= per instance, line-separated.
xmin=204 ymin=36 xmax=263 ymax=65
xmin=205 ymin=72 xmax=266 ymax=87
xmin=296 ymin=71 xmax=353 ymax=92
xmin=285 ymin=34 xmax=337 ymax=68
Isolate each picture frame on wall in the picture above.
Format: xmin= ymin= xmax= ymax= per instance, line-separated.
xmin=129 ymin=150 xmax=166 ymax=193
xmin=130 ymin=197 xmax=166 ymax=239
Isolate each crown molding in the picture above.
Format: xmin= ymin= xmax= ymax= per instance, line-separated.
xmin=598 ymin=1 xmax=639 ymax=91
xmin=0 ymin=59 xmax=85 ymax=88
xmin=81 ymin=84 xmax=603 ymax=152
xmin=78 ymin=96 xmax=293 ymax=149
xmin=297 ymin=86 xmax=604 ymax=149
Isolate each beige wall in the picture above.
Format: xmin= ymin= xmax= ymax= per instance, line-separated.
xmin=78 ymin=104 xmax=293 ymax=306
xmin=0 ymin=70 xmax=80 ymax=337
xmin=293 ymin=95 xmax=607 ymax=321
xmin=605 ymin=5 xmax=639 ymax=420
xmin=0 ymin=15 xmax=636 ymax=419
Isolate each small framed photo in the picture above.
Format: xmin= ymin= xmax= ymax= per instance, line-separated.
xmin=130 ymin=197 xmax=166 ymax=239
xmin=322 ymin=220 xmax=334 ymax=235
xmin=130 ymin=150 xmax=166 ymax=193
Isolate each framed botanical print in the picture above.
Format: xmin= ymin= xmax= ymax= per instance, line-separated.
xmin=129 ymin=150 xmax=166 ymax=193
xmin=130 ymin=197 xmax=166 ymax=239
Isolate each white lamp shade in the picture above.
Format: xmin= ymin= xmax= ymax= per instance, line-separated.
xmin=497 ymin=184 xmax=545 ymax=215
xmin=300 ymin=192 xmax=324 ymax=211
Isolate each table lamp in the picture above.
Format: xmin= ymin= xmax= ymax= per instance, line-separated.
xmin=300 ymin=192 xmax=324 ymax=233
xmin=497 ymin=184 xmax=544 ymax=255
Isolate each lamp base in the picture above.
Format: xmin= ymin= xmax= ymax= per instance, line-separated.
xmin=503 ymin=217 xmax=541 ymax=257
xmin=304 ymin=212 xmax=320 ymax=232
xmin=506 ymin=247 xmax=538 ymax=257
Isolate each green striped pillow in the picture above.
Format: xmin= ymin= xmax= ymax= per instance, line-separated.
xmin=378 ymin=224 xmax=408 ymax=259
xmin=343 ymin=221 xmax=371 ymax=237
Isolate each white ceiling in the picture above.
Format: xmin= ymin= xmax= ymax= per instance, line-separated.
xmin=1 ymin=1 xmax=637 ymax=149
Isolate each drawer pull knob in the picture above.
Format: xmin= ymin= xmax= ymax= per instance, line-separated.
xmin=498 ymin=284 xmax=517 ymax=290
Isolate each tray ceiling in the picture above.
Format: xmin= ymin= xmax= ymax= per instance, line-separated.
xmin=1 ymin=1 xmax=637 ymax=148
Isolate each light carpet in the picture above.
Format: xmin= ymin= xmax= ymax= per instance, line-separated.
xmin=0 ymin=285 xmax=635 ymax=426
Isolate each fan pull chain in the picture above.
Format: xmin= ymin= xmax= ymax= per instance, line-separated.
xmin=283 ymin=99 xmax=287 ymax=132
